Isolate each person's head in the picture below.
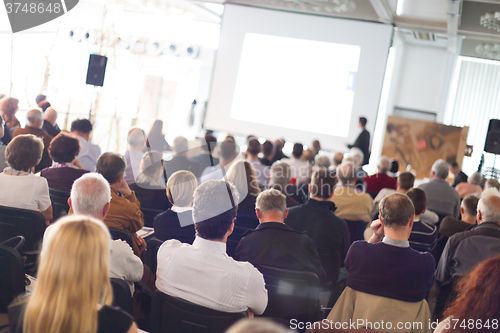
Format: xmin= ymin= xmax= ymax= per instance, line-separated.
xmin=0 ymin=97 xmax=19 ymax=116
xmin=35 ymin=94 xmax=46 ymax=105
xmin=225 ymin=160 xmax=260 ymax=197
xmin=139 ymin=150 xmax=164 ymax=181
xmin=485 ymin=178 xmax=500 ymax=191
xmin=5 ymin=134 xmax=43 ymax=172
xmin=406 ymin=188 xmax=426 ymax=216
xmin=469 ymin=172 xmax=483 ymax=186
xmin=262 ymin=140 xmax=274 ymax=158
xmin=390 ymin=160 xmax=399 ymax=174
xmin=302 ymin=149 xmax=314 ymax=163
xmin=359 ymin=117 xmax=367 ymax=128
xmin=477 ymin=194 xmax=500 ymax=224
xmin=48 ymin=133 xmax=80 ymax=163
xmin=24 ymin=215 xmax=112 ymax=333
xmin=255 ymin=189 xmax=288 ymax=222
xmin=95 ymin=153 xmax=126 ymax=185
xmin=27 ymin=109 xmax=43 ymax=128
xmin=226 ymin=318 xmax=293 ymax=333
xmin=449 ymin=161 xmax=460 ymax=175
xmin=173 ymin=136 xmax=188 ymax=155
xmin=0 ymin=115 xmax=4 ymax=139
xmin=379 ymin=193 xmax=415 ymax=235
xmin=192 ymin=180 xmax=239 ymax=241
xmin=43 ymin=107 xmax=57 ymax=126
xmin=315 ymin=155 xmax=331 ymax=169
xmin=431 ymin=159 xmax=450 ymax=180
xmin=397 ymin=171 xmax=415 ymax=192
xmin=225 ymin=135 xmax=235 ymax=143
xmin=167 ymin=170 xmax=198 ymax=207
xmin=292 ymin=143 xmax=303 ymax=159
xmin=70 ymin=119 xmax=93 ymax=140
xmin=69 ymin=173 xmax=111 ymax=220
xmin=274 ymin=139 xmax=284 ymax=154
xmin=38 ymin=100 xmax=51 ymax=112
xmin=333 ymin=152 xmax=343 ymax=167
xmin=270 ymin=162 xmax=291 ymax=189
xmin=348 ymin=148 xmax=364 ymax=167
xmin=443 ymin=255 xmax=500 ymax=333
xmin=127 ymin=127 xmax=147 ymax=151
xmin=201 ymin=134 xmax=217 ymax=153
xmin=461 ymin=194 xmax=479 ymax=222
xmin=312 ymin=140 xmax=321 ymax=154
xmin=220 ymin=140 xmax=237 ymax=163
xmin=148 ymin=120 xmax=163 ymax=137
xmin=246 ymin=138 xmax=261 ymax=158
xmin=378 ymin=156 xmax=391 ymax=174
xmin=337 ymin=162 xmax=357 ymax=186
xmin=310 ymin=169 xmax=336 ymax=200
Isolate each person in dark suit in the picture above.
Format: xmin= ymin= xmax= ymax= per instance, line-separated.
xmin=164 ymin=136 xmax=201 ymax=178
xmin=449 ymin=161 xmax=468 ymax=187
xmin=42 ymin=107 xmax=61 ymax=137
xmin=190 ymin=134 xmax=219 ymax=173
xmin=235 ymin=189 xmax=326 ymax=284
xmin=347 ymin=117 xmax=370 ymax=166
xmin=153 ymin=170 xmax=197 ymax=244
xmin=259 ymin=141 xmax=274 ymax=167
xmin=286 ymin=169 xmax=350 ymax=281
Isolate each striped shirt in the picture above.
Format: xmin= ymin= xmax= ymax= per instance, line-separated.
xmin=409 ymin=220 xmax=437 ymax=252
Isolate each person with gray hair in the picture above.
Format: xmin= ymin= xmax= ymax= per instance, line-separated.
xmin=164 ymin=136 xmax=201 ymax=178
xmin=268 ymin=161 xmax=301 ymax=207
xmin=12 ymin=108 xmax=53 ymax=172
xmin=156 ymin=179 xmax=268 ymax=317
xmin=235 ymin=188 xmax=326 ymax=284
xmin=418 ymin=159 xmax=460 ymax=218
xmin=435 ymin=194 xmax=500 ymax=318
xmin=455 ymin=171 xmax=483 ymax=199
xmin=42 ymin=107 xmax=61 ymax=137
xmin=314 ymin=154 xmax=331 ymax=171
xmin=364 ymin=156 xmax=397 ymax=197
xmin=124 ymin=127 xmax=147 ymax=184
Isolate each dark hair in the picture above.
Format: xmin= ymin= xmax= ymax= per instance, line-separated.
xmin=1 ymin=97 xmax=19 ymax=116
xmin=292 ymin=143 xmax=303 ymax=158
xmin=5 ymin=134 xmax=43 ymax=171
xmin=202 ymin=134 xmax=217 ymax=152
xmin=38 ymin=100 xmax=51 ymax=112
xmin=359 ymin=117 xmax=367 ymax=127
xmin=462 ymin=194 xmax=480 ymax=216
xmin=35 ymin=94 xmax=46 ymax=104
xmin=220 ymin=140 xmax=237 ymax=160
xmin=450 ymin=161 xmax=459 ymax=169
xmin=398 ymin=172 xmax=415 ymax=191
xmin=443 ymin=255 xmax=500 ymax=333
xmin=71 ymin=119 xmax=93 ymax=134
xmin=379 ymin=193 xmax=415 ymax=228
xmin=95 ymin=153 xmax=126 ymax=184
xmin=486 ymin=179 xmax=500 ymax=191
xmin=247 ymin=139 xmax=261 ymax=156
xmin=49 ymin=133 xmax=81 ymax=163
xmin=310 ymin=169 xmax=337 ymax=199
xmin=406 ymin=188 xmax=426 ymax=216
xmin=390 ymin=160 xmax=399 ymax=173
xmin=262 ymin=141 xmax=273 ymax=156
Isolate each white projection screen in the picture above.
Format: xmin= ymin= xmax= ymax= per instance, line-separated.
xmin=205 ymin=4 xmax=394 ymax=150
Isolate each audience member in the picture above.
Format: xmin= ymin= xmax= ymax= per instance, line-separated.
xmin=347 ymin=148 xmax=366 ymax=187
xmin=330 ymin=152 xmax=344 ymax=173
xmin=439 ymin=194 xmax=479 ymax=238
xmin=226 ymin=318 xmax=292 ymax=333
xmin=71 ymin=118 xmax=101 ymax=171
xmin=406 ymin=188 xmax=437 ymax=252
xmin=0 ymin=134 xmax=52 ymax=223
xmin=435 ymin=194 xmax=500 ymax=319
xmin=311 ymin=139 xmax=321 ymax=156
xmin=455 ymin=171 xmax=483 ymax=198
xmin=418 ymin=159 xmax=460 ymax=219
xmin=434 ymin=255 xmax=500 ymax=333
xmin=313 ymin=155 xmax=331 ymax=171
xmin=124 ymin=127 xmax=147 ymax=184
xmin=347 ymin=116 xmax=370 ymax=165
xmin=364 ymin=156 xmax=397 ymax=196
xmin=268 ymin=162 xmax=301 ymax=207
xmin=129 ymin=151 xmax=171 ymax=211
xmin=12 ymin=109 xmax=52 ymax=172
xmin=450 ymin=161 xmax=468 ymax=187
xmin=272 ymin=139 xmax=288 ymax=163
xmin=38 ymin=100 xmax=51 ymax=112
xmin=485 ymin=178 xmax=500 ymax=191
xmin=8 ymin=215 xmax=138 ymax=333
xmin=246 ymin=138 xmax=269 ymax=188
xmin=0 ymin=115 xmax=7 ymax=171
xmin=96 ymin=153 xmax=145 ymax=256
xmin=284 ymin=143 xmax=311 ymax=186
xmin=286 ymin=169 xmax=350 ymax=278
xmin=164 ymin=136 xmax=201 ymax=178
xmin=0 ymin=97 xmax=20 ymax=132
xmin=201 ymin=140 xmax=240 ymax=182
xmin=146 ymin=120 xmax=171 ymax=152
xmin=42 ymin=107 xmax=61 ymax=137
xmin=153 ymin=170 xmax=196 ymax=244
xmin=259 ymin=140 xmax=274 ymax=167
xmin=191 ymin=134 xmax=219 ymax=172
xmin=156 ymin=180 xmax=268 ymax=315
xmin=235 ymin=189 xmax=326 ymax=284
xmin=35 ymin=94 xmax=46 ymax=105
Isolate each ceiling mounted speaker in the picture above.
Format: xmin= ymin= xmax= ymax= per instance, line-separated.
xmin=182 ymin=45 xmax=199 ymax=58
xmin=69 ymin=28 xmax=81 ymax=42
xmin=146 ymin=41 xmax=164 ymax=56
xmin=131 ymin=39 xmax=146 ymax=53
xmin=116 ymin=36 xmax=129 ymax=50
xmin=82 ymin=30 xmax=98 ymax=44
xmin=165 ymin=43 xmax=179 ymax=56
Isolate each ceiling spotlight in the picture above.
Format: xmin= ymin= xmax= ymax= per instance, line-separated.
xmin=181 ymin=45 xmax=199 ymax=59
xmin=146 ymin=41 xmax=164 ymax=56
xmin=165 ymin=43 xmax=179 ymax=56
xmin=69 ymin=28 xmax=81 ymax=42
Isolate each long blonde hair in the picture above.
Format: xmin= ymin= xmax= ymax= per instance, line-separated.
xmin=23 ymin=215 xmax=113 ymax=333
xmin=225 ymin=160 xmax=260 ymax=197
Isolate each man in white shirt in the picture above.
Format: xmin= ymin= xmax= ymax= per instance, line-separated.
xmin=200 ymin=140 xmax=242 ymax=183
xmin=71 ymin=119 xmax=101 ymax=172
xmin=124 ymin=127 xmax=147 ymax=184
xmin=156 ymin=180 xmax=268 ymax=316
xmin=284 ymin=143 xmax=311 ymax=186
xmin=246 ymin=138 xmax=269 ymax=188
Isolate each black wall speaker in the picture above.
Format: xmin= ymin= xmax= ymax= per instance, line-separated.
xmin=484 ymin=119 xmax=500 ymax=155
xmin=86 ymin=54 xmax=107 ymax=87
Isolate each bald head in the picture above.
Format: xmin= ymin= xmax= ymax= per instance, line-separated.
xmin=379 ymin=193 xmax=415 ymax=229
xmin=27 ymin=109 xmax=43 ymax=128
xmin=333 ymin=152 xmax=343 ymax=167
xmin=477 ymin=195 xmax=500 ymax=224
xmin=378 ymin=156 xmax=391 ymax=174
xmin=44 ymin=107 xmax=57 ymax=125
xmin=337 ymin=162 xmax=357 ymax=186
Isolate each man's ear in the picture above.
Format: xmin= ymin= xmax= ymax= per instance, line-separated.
xmin=477 ymin=210 xmax=482 ymax=224
xmin=421 ymin=207 xmax=427 ymax=214
xmin=282 ymin=208 xmax=289 ymax=220
xmin=460 ymin=206 xmax=465 ymax=216
xmin=68 ymin=197 xmax=72 ymax=210
xmin=229 ymin=218 xmax=235 ymax=232
xmin=103 ymin=202 xmax=111 ymax=219
xmin=408 ymin=214 xmax=415 ymax=229
xmin=255 ymin=208 xmax=262 ymax=220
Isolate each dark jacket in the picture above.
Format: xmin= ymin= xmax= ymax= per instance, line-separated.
xmin=40 ymin=167 xmax=89 ymax=192
xmin=42 ymin=121 xmax=61 ymax=137
xmin=191 ymin=153 xmax=219 ymax=174
xmin=235 ymin=222 xmax=327 ymax=284
xmin=164 ymin=155 xmax=201 ymax=178
xmin=452 ymin=170 xmax=468 ymax=187
xmin=129 ymin=183 xmax=171 ymax=211
xmin=153 ymin=209 xmax=195 ymax=244
xmin=348 ymin=129 xmax=370 ymax=165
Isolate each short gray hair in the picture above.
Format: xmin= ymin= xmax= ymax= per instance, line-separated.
xmin=256 ymin=189 xmax=286 ymax=214
xmin=349 ymin=148 xmax=364 ymax=167
xmin=470 ymin=172 xmax=483 ymax=186
xmin=193 ymin=180 xmax=240 ymax=224
xmin=477 ymin=194 xmax=500 ymax=223
xmin=337 ymin=162 xmax=357 ymax=185
xmin=431 ymin=159 xmax=450 ymax=179
xmin=173 ymin=136 xmax=188 ymax=154
xmin=270 ymin=162 xmax=291 ymax=188
xmin=127 ymin=127 xmax=146 ymax=147
xmin=27 ymin=109 xmax=42 ymax=125
xmin=70 ymin=173 xmax=111 ymax=219
xmin=378 ymin=156 xmax=391 ymax=174
xmin=379 ymin=193 xmax=415 ymax=228
xmin=315 ymin=155 xmax=331 ymax=169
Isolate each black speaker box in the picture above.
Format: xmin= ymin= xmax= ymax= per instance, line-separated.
xmin=484 ymin=119 xmax=500 ymax=155
xmin=86 ymin=54 xmax=108 ymax=87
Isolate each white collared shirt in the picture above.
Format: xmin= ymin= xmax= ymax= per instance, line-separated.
xmin=156 ymin=237 xmax=268 ymax=314
xmin=76 ymin=136 xmax=101 ymax=172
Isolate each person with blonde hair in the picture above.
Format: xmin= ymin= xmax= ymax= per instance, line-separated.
xmin=8 ymin=215 xmax=138 ymax=333
xmin=153 ymin=170 xmax=197 ymax=244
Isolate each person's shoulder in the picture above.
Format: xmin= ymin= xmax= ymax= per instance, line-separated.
xmin=158 ymin=238 xmax=186 ymax=252
xmin=409 ymin=247 xmax=436 ymax=266
xmin=110 ymin=239 xmax=134 ymax=252
xmin=98 ymin=305 xmax=133 ymax=333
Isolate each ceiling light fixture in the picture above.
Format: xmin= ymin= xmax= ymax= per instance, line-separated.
xmin=475 ymin=43 xmax=500 ymax=61
xmin=480 ymin=12 xmax=500 ymax=31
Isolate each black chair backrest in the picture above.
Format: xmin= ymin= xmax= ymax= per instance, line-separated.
xmin=48 ymin=188 xmax=70 ymax=222
xmin=256 ymin=265 xmax=321 ymax=322
xmin=226 ymin=225 xmax=254 ymax=258
xmin=145 ymin=238 xmax=163 ymax=277
xmin=319 ymin=251 xmax=341 ymax=285
xmin=110 ymin=278 xmax=133 ymax=315
xmin=142 ymin=207 xmax=164 ymax=228
xmin=0 ymin=245 xmax=25 ymax=312
xmin=344 ymin=220 xmax=367 ymax=244
xmin=109 ymin=228 xmax=134 ymax=250
xmin=0 ymin=205 xmax=46 ymax=253
xmin=0 ymin=236 xmax=25 ymax=252
xmin=151 ymin=291 xmax=246 ymax=333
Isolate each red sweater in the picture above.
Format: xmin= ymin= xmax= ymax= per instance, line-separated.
xmin=364 ymin=173 xmax=397 ymax=196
